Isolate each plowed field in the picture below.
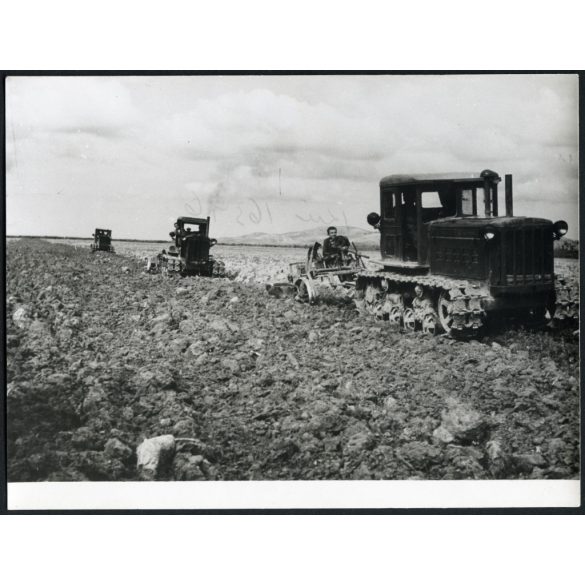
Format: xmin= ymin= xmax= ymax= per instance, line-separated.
xmin=6 ymin=239 xmax=580 ymax=481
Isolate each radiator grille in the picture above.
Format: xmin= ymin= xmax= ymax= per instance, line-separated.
xmin=185 ymin=237 xmax=210 ymax=262
xmin=500 ymin=226 xmax=553 ymax=286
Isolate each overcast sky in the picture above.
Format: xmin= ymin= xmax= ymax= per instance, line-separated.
xmin=6 ymin=74 xmax=579 ymax=240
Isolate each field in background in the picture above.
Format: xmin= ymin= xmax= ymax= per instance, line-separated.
xmin=44 ymin=239 xmax=304 ymax=283
xmin=46 ymin=238 xmax=300 ymax=259
xmin=42 ymin=237 xmax=578 ymax=285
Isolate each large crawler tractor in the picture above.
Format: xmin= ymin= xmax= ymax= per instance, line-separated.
xmin=145 ymin=216 xmax=225 ymax=277
xmin=355 ymin=170 xmax=578 ymax=338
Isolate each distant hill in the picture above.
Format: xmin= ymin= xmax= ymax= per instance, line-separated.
xmin=220 ymin=226 xmax=380 ymax=250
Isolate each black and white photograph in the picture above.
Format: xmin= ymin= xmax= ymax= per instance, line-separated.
xmin=3 ymin=72 xmax=580 ymax=510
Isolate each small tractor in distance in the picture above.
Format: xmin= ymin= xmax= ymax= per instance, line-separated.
xmin=90 ymin=228 xmax=114 ymax=253
xmin=355 ymin=169 xmax=577 ymax=338
xmin=146 ymin=216 xmax=225 ymax=277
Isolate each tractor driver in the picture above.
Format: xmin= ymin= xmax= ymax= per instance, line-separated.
xmin=323 ymin=226 xmax=351 ymax=267
xmin=170 ymin=222 xmax=186 ymax=243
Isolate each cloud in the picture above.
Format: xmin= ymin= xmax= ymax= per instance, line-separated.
xmin=152 ymin=75 xmax=577 ymax=189
xmin=6 ymin=76 xmax=139 ymax=138
xmin=5 ymin=74 xmax=579 ymax=239
xmin=158 ymin=88 xmax=394 ymax=164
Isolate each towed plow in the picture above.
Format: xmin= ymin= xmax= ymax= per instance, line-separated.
xmin=266 ymin=241 xmax=367 ymax=303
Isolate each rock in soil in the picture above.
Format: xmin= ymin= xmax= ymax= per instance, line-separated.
xmin=136 ymin=435 xmax=176 ymax=480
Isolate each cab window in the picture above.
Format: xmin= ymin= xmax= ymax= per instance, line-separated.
xmin=421 ymin=190 xmax=455 ymax=222
xmin=461 ymin=189 xmax=474 ymax=215
xmin=421 ymin=191 xmax=442 ymax=208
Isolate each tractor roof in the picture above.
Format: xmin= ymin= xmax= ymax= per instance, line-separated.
xmin=380 ymin=172 xmax=498 ymax=188
xmin=177 ymin=216 xmax=209 ymax=224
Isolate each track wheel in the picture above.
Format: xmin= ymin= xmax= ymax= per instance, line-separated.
xmin=438 ymin=291 xmax=455 ymax=335
xmin=353 ymin=281 xmax=366 ymax=313
xmin=372 ymin=301 xmax=386 ymax=320
xmin=388 ymin=305 xmax=403 ymax=327
xmin=422 ymin=312 xmax=441 ymax=335
xmin=365 ymin=284 xmax=384 ymax=319
xmin=403 ymin=308 xmax=417 ymax=332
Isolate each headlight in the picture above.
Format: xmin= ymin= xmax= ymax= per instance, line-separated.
xmin=553 ymin=220 xmax=568 ymax=239
xmin=367 ymin=212 xmax=381 ymax=228
xmin=483 ymin=228 xmax=497 ymax=241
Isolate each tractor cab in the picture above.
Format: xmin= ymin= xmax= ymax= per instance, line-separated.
xmin=171 ymin=217 xmax=211 ymax=243
xmin=367 ymin=170 xmax=503 ymax=267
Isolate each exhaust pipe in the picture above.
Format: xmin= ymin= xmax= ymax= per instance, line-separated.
xmin=505 ymin=174 xmax=513 ymax=217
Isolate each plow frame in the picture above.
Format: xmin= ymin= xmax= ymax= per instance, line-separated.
xmin=268 ymin=241 xmax=367 ymax=303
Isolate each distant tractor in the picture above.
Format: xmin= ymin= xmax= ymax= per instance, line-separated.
xmin=146 ymin=216 xmax=225 ymax=277
xmin=90 ymin=228 xmax=114 ymax=253
xmin=354 ymin=170 xmax=577 ymax=337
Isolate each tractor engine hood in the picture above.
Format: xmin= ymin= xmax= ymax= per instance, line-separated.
xmin=429 ymin=216 xmax=553 ymax=229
